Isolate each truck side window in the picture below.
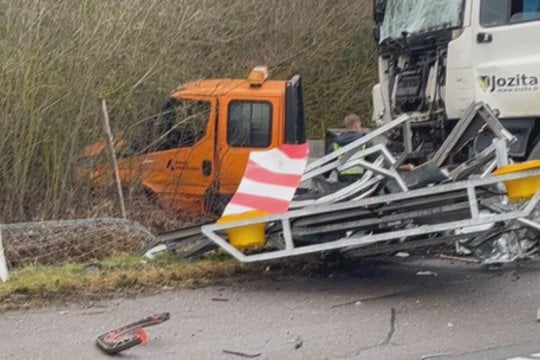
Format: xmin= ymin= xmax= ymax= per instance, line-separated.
xmin=227 ymin=101 xmax=272 ymax=148
xmin=513 ymin=0 xmax=540 ymax=21
xmin=480 ymin=0 xmax=508 ymax=26
xmin=155 ymin=99 xmax=210 ymax=150
xmin=481 ymin=0 xmax=540 ymax=27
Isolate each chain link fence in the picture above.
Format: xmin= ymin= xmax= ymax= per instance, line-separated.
xmin=0 ymin=218 xmax=155 ymax=274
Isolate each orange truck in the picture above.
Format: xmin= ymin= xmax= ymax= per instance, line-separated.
xmin=78 ymin=67 xmax=307 ymax=213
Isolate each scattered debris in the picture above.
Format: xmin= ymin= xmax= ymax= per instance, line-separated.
xmin=537 ymin=308 xmax=540 ymax=323
xmin=288 ymin=335 xmax=303 ymax=350
xmin=295 ymin=337 xmax=303 ymax=350
xmin=470 ymin=231 xmax=525 ymax=265
xmin=438 ymin=254 xmax=479 ymax=264
xmin=416 ymin=271 xmax=438 ymax=277
xmin=145 ymin=244 xmax=167 ymax=259
xmin=58 ymin=310 xmax=70 ymax=315
xmin=395 ymin=252 xmax=410 ymax=258
xmin=420 ymin=353 xmax=452 ymax=360
xmin=331 ymin=289 xmax=416 ymax=309
xmin=331 ymin=299 xmax=362 ymax=309
xmin=447 ymin=322 xmax=454 ymax=328
xmin=95 ymin=312 xmax=170 ymax=355
xmin=84 ymin=263 xmax=102 ymax=273
xmin=211 ymin=297 xmax=230 ymax=302
xmin=455 ymin=241 xmax=473 ymax=255
xmin=81 ymin=310 xmax=107 ymax=316
xmin=222 ymin=349 xmax=262 ymax=358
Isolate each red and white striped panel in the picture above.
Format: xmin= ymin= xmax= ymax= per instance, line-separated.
xmin=223 ymin=143 xmax=310 ymax=216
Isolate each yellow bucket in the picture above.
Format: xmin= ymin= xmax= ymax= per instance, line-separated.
xmin=494 ymin=160 xmax=540 ymax=201
xmin=216 ymin=210 xmax=268 ymax=249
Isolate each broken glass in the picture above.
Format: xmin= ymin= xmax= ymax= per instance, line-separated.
xmin=380 ymin=0 xmax=464 ymax=42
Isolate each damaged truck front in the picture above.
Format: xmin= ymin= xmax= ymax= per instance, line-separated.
xmin=372 ymin=0 xmax=540 ymax=161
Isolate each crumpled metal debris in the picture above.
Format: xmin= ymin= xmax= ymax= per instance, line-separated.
xmin=477 ymin=231 xmax=524 ymax=264
xmin=462 ymin=206 xmax=540 ymax=265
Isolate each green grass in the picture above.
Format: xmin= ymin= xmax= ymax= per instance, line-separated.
xmin=0 ymin=254 xmax=254 ymax=311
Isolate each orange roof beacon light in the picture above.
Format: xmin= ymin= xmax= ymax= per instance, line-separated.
xmin=248 ymin=65 xmax=269 ymax=87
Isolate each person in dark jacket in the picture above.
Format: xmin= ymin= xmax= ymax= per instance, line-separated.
xmin=330 ymin=113 xmax=369 ymax=183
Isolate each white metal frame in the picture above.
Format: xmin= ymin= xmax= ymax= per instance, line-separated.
xmin=202 ymin=169 xmax=540 ymax=262
xmin=291 ymin=115 xmax=412 ymax=207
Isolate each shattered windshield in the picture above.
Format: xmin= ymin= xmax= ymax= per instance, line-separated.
xmin=380 ymin=0 xmax=464 ymax=42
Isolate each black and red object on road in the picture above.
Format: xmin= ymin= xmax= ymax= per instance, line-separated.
xmin=95 ymin=312 xmax=170 ymax=355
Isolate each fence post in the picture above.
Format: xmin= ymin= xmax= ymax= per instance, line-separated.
xmin=100 ymin=99 xmax=127 ymax=219
xmin=0 ymin=225 xmax=9 ymax=282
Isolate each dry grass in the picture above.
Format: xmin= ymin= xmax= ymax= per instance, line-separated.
xmin=0 ymin=0 xmax=377 ymax=223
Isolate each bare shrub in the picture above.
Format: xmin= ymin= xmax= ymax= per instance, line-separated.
xmin=0 ymin=0 xmax=376 ymax=223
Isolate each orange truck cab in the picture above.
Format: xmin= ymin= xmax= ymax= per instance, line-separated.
xmin=79 ymin=67 xmax=306 ymax=213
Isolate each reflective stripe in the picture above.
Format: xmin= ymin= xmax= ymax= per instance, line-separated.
xmin=332 ymin=142 xmax=366 ymax=175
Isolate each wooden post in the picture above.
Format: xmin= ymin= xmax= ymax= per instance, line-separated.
xmin=100 ymin=99 xmax=127 ymax=219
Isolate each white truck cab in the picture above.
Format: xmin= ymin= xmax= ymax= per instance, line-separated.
xmin=372 ymin=0 xmax=540 ymax=159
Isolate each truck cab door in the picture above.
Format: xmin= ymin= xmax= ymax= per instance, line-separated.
xmin=284 ymin=74 xmax=306 ymax=145
xmin=216 ymin=96 xmax=283 ymax=196
xmin=471 ymin=0 xmax=540 ymax=119
xmin=129 ymin=97 xmax=217 ymax=210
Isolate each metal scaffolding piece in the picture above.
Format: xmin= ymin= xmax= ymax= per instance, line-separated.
xmin=196 ymin=103 xmax=539 ymax=265
xmin=202 ymin=168 xmax=540 ymax=262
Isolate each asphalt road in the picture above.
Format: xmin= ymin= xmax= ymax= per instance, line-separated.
xmin=1 ymin=257 xmax=539 ymax=360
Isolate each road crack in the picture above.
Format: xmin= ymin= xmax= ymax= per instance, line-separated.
xmin=379 ymin=307 xmax=396 ymax=346
xmin=333 ymin=307 xmax=397 ymax=359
